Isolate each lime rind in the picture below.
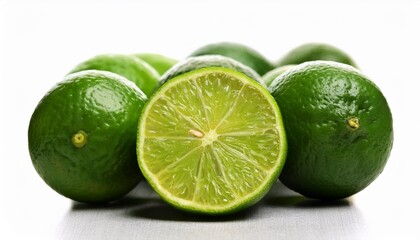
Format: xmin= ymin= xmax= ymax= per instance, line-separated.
xmin=137 ymin=67 xmax=287 ymax=214
xmin=160 ymin=55 xmax=266 ymax=88
xmin=69 ymin=54 xmax=160 ymax=97
xmin=132 ymin=53 xmax=178 ymax=76
xmin=29 ymin=70 xmax=147 ymax=203
xmin=188 ymin=42 xmax=275 ymax=76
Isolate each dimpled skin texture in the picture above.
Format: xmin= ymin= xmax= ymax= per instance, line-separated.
xmin=189 ymin=42 xmax=275 ymax=76
xmin=28 ymin=70 xmax=148 ymax=203
xmin=277 ymin=43 xmax=358 ymax=68
xmin=269 ymin=61 xmax=393 ymax=199
xmin=69 ymin=54 xmax=160 ymax=97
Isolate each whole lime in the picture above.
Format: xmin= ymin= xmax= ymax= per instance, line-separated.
xmin=132 ymin=53 xmax=178 ymax=76
xmin=28 ymin=70 xmax=148 ymax=203
xmin=69 ymin=54 xmax=159 ymax=97
xmin=160 ymin=55 xmax=265 ymax=87
xmin=262 ymin=65 xmax=296 ymax=86
xmin=269 ymin=61 xmax=393 ymax=199
xmin=277 ymin=43 xmax=358 ymax=68
xmin=189 ymin=42 xmax=274 ymax=75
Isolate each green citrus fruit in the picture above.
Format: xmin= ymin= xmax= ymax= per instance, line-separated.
xmin=277 ymin=43 xmax=358 ymax=68
xmin=69 ymin=54 xmax=159 ymax=97
xmin=137 ymin=67 xmax=287 ymax=215
xmin=132 ymin=53 xmax=178 ymax=76
xmin=189 ymin=42 xmax=275 ymax=75
xmin=28 ymin=70 xmax=148 ymax=203
xmin=269 ymin=61 xmax=393 ymax=199
xmin=262 ymin=65 xmax=296 ymax=86
xmin=160 ymin=55 xmax=266 ymax=87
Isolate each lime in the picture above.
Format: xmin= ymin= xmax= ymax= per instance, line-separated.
xmin=69 ymin=54 xmax=159 ymax=97
xmin=28 ymin=70 xmax=148 ymax=203
xmin=189 ymin=42 xmax=275 ymax=75
xmin=277 ymin=43 xmax=358 ymax=68
xmin=269 ymin=61 xmax=393 ymax=199
xmin=132 ymin=53 xmax=178 ymax=76
xmin=262 ymin=65 xmax=296 ymax=86
xmin=137 ymin=67 xmax=287 ymax=214
xmin=160 ymin=55 xmax=265 ymax=87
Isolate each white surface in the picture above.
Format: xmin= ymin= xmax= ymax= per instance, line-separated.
xmin=1 ymin=0 xmax=419 ymax=239
xmin=57 ymin=181 xmax=369 ymax=240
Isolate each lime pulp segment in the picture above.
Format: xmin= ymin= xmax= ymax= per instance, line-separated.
xmin=138 ymin=68 xmax=286 ymax=214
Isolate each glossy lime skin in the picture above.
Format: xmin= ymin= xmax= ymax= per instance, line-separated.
xmin=277 ymin=43 xmax=358 ymax=68
xmin=28 ymin=70 xmax=148 ymax=203
xmin=269 ymin=61 xmax=393 ymax=199
xmin=189 ymin=42 xmax=275 ymax=75
xmin=160 ymin=55 xmax=266 ymax=87
xmin=262 ymin=65 xmax=296 ymax=86
xmin=69 ymin=54 xmax=159 ymax=97
xmin=132 ymin=53 xmax=178 ymax=76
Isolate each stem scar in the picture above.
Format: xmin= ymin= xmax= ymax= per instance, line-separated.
xmin=347 ymin=117 xmax=360 ymax=130
xmin=72 ymin=130 xmax=88 ymax=148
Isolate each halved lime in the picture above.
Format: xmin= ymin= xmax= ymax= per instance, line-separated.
xmin=137 ymin=67 xmax=287 ymax=215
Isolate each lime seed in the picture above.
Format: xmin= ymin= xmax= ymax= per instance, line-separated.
xmin=189 ymin=129 xmax=204 ymax=138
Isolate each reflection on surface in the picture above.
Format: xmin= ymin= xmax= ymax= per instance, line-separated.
xmin=127 ymin=200 xmax=257 ymax=222
xmin=266 ymin=195 xmax=351 ymax=207
xmin=263 ymin=179 xmax=355 ymax=207
xmin=259 ymin=181 xmax=367 ymax=239
xmin=57 ymin=180 xmax=369 ymax=240
xmin=71 ymin=196 xmax=152 ymax=211
xmin=68 ymin=181 xmax=257 ymax=222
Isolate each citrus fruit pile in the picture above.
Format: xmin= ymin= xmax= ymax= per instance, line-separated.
xmin=28 ymin=42 xmax=393 ymax=215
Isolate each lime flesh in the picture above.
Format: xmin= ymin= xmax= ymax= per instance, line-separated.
xmin=137 ymin=67 xmax=287 ymax=214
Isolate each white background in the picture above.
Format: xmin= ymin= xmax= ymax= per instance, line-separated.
xmin=1 ymin=0 xmax=419 ymax=239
